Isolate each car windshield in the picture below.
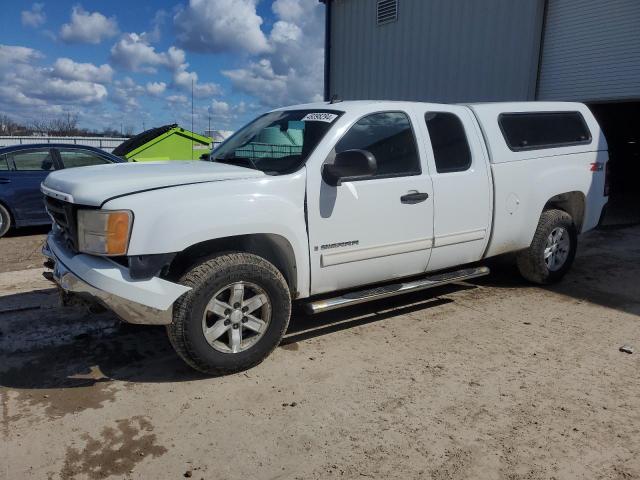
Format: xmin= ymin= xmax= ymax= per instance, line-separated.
xmin=210 ymin=109 xmax=343 ymax=175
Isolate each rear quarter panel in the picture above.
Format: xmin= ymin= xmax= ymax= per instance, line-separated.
xmin=468 ymin=102 xmax=608 ymax=257
xmin=487 ymin=151 xmax=607 ymax=257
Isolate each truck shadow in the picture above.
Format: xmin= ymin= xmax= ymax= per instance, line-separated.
xmin=470 ymin=227 xmax=640 ymax=317
xmin=3 ymin=224 xmax=51 ymax=237
xmin=0 ymin=283 xmax=467 ymax=394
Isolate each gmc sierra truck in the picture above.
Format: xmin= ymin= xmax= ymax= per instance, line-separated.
xmin=41 ymin=101 xmax=609 ymax=374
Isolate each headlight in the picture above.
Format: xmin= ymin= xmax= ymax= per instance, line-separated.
xmin=77 ymin=210 xmax=133 ymax=256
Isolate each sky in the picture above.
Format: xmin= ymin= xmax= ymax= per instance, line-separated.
xmin=0 ymin=0 xmax=326 ymax=134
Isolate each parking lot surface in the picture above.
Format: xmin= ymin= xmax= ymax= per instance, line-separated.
xmin=1 ymin=226 xmax=639 ymax=479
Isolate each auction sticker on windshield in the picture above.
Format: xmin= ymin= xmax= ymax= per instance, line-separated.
xmin=302 ymin=112 xmax=339 ymax=123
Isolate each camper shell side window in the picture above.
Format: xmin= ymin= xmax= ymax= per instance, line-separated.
xmin=498 ymin=111 xmax=592 ymax=152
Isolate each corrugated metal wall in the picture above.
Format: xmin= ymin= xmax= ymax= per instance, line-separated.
xmin=537 ymin=0 xmax=640 ymax=102
xmin=329 ymin=0 xmax=545 ymax=103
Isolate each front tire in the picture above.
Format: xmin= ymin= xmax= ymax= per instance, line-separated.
xmin=0 ymin=204 xmax=11 ymax=238
xmin=167 ymin=252 xmax=291 ymax=375
xmin=517 ymin=209 xmax=577 ymax=284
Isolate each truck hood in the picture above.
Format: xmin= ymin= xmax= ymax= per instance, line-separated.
xmin=42 ymin=161 xmax=266 ymax=206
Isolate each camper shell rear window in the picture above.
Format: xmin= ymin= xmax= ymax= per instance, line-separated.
xmin=498 ymin=111 xmax=592 ymax=152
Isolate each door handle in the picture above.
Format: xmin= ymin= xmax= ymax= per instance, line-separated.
xmin=400 ymin=191 xmax=429 ymax=204
xmin=0 ymin=178 xmax=11 ymax=184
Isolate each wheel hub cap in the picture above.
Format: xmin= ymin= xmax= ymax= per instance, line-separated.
xmin=543 ymin=227 xmax=570 ymax=272
xmin=230 ymin=310 xmax=243 ymax=324
xmin=201 ymin=281 xmax=271 ymax=354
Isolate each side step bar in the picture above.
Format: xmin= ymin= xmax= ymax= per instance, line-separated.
xmin=304 ymin=266 xmax=490 ymax=314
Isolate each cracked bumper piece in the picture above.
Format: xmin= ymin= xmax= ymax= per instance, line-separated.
xmin=43 ymin=233 xmax=191 ymax=325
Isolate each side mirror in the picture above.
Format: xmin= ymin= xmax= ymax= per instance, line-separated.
xmin=322 ymin=149 xmax=377 ymax=186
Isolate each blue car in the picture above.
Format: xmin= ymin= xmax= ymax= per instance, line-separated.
xmin=0 ymin=144 xmax=125 ymax=237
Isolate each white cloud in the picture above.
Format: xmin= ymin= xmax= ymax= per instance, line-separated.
xmin=60 ymin=6 xmax=118 ymax=44
xmin=146 ymin=81 xmax=166 ymax=96
xmin=1 ymin=67 xmax=107 ymax=107
xmin=222 ymin=0 xmax=325 ymax=107
xmin=51 ymin=58 xmax=113 ymax=83
xmin=172 ymin=65 xmax=221 ymax=98
xmin=166 ymin=94 xmax=188 ymax=105
xmin=223 ymin=60 xmax=287 ymax=104
xmin=0 ymin=44 xmax=109 ymax=124
xmin=270 ymin=21 xmax=302 ymax=44
xmin=142 ymin=10 xmax=167 ymax=44
xmin=272 ymin=0 xmax=305 ymax=21
xmin=0 ymin=44 xmax=43 ymax=66
xmin=110 ymin=34 xmax=184 ymax=73
xmin=111 ymin=77 xmax=144 ymax=110
xmin=205 ymin=99 xmax=251 ymax=130
xmin=110 ymin=33 xmax=220 ymax=98
xmin=21 ymin=3 xmax=46 ymax=28
xmin=110 ymin=33 xmax=165 ymax=73
xmin=208 ymin=99 xmax=230 ymax=115
xmin=31 ymin=78 xmax=107 ymax=104
xmin=174 ymin=0 xmax=270 ymax=54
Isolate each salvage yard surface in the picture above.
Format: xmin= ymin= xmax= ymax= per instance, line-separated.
xmin=1 ymin=227 xmax=639 ymax=479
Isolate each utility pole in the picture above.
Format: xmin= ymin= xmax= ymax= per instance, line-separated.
xmin=191 ymin=78 xmax=194 ymax=160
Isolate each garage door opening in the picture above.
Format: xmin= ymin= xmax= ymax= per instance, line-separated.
xmin=588 ymin=101 xmax=640 ymax=226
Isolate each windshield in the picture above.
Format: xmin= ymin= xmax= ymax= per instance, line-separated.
xmin=210 ymin=109 xmax=343 ymax=175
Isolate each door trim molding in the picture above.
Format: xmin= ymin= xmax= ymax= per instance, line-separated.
xmin=433 ymin=229 xmax=486 ymax=248
xmin=321 ymin=238 xmax=433 ymax=267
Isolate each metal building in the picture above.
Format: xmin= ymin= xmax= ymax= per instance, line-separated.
xmin=320 ymin=0 xmax=640 ymax=222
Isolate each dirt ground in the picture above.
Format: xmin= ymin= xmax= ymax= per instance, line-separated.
xmin=0 ymin=226 xmax=49 ymax=273
xmin=1 ymin=226 xmax=639 ymax=480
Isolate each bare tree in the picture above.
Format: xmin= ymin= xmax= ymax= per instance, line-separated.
xmin=0 ymin=114 xmax=26 ymax=135
xmin=29 ymin=118 xmax=50 ymax=135
xmin=29 ymin=113 xmax=80 ymax=136
xmin=50 ymin=113 xmax=79 ymax=136
xmin=124 ymin=124 xmax=135 ymax=137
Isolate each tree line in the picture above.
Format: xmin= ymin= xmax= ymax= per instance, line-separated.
xmin=0 ymin=113 xmax=133 ymax=137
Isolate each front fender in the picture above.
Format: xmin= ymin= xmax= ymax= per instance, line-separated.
xmin=104 ymin=171 xmax=311 ymax=297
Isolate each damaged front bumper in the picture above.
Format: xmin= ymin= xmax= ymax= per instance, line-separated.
xmin=43 ymin=233 xmax=190 ymax=325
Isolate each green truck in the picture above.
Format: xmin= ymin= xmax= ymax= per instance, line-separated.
xmin=113 ymin=124 xmax=212 ymax=161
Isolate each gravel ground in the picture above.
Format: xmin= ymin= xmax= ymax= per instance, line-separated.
xmin=0 ymin=226 xmax=49 ymax=273
xmin=1 ymin=226 xmax=639 ymax=479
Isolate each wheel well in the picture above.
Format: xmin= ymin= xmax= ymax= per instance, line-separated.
xmin=167 ymin=234 xmax=299 ymax=297
xmin=543 ymin=192 xmax=585 ymax=231
xmin=0 ymin=199 xmax=14 ymax=223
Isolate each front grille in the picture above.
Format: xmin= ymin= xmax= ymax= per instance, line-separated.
xmin=45 ymin=196 xmax=79 ymax=252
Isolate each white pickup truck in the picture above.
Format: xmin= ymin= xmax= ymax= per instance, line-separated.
xmin=41 ymin=101 xmax=609 ymax=374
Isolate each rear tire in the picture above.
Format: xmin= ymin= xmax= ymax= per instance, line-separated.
xmin=0 ymin=204 xmax=11 ymax=238
xmin=167 ymin=252 xmax=291 ymax=375
xmin=517 ymin=209 xmax=577 ymax=285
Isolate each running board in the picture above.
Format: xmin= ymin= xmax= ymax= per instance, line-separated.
xmin=304 ymin=266 xmax=490 ymax=314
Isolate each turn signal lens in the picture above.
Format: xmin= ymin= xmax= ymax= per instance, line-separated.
xmin=106 ymin=211 xmax=132 ymax=255
xmin=77 ymin=210 xmax=133 ymax=256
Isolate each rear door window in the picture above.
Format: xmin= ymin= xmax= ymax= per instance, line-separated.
xmin=58 ymin=149 xmax=110 ymax=168
xmin=0 ymin=155 xmax=8 ymax=171
xmin=499 ymin=112 xmax=591 ymax=151
xmin=9 ymin=149 xmax=56 ymax=171
xmin=335 ymin=112 xmax=420 ymax=178
xmin=424 ymin=112 xmax=472 ymax=173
